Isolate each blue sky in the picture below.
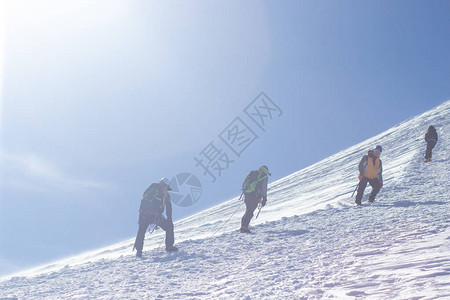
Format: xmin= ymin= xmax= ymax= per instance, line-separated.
xmin=1 ymin=0 xmax=449 ymax=275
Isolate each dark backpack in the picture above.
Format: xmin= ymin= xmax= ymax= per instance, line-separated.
xmin=140 ymin=183 xmax=165 ymax=213
xmin=242 ymin=170 xmax=260 ymax=193
xmin=426 ymin=126 xmax=438 ymax=142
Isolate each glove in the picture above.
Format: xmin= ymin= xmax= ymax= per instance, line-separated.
xmin=358 ymin=175 xmax=363 ymax=181
xmin=261 ymin=196 xmax=267 ymax=207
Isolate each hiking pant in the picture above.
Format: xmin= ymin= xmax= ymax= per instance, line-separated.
xmin=134 ymin=213 xmax=174 ymax=253
xmin=356 ymin=177 xmax=381 ymax=204
xmin=425 ymin=140 xmax=437 ymax=160
xmin=241 ymin=192 xmax=261 ymax=228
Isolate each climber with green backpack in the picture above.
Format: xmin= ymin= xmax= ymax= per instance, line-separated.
xmin=240 ymin=166 xmax=271 ymax=233
xmin=133 ymin=177 xmax=178 ymax=257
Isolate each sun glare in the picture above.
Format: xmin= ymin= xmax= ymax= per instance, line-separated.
xmin=0 ymin=0 xmax=5 ymax=136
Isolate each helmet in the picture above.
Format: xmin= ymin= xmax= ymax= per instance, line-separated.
xmin=259 ymin=165 xmax=271 ymax=176
xmin=160 ymin=177 xmax=171 ymax=189
xmin=375 ymin=145 xmax=382 ymax=152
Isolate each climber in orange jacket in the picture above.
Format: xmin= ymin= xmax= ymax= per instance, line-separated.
xmin=355 ymin=145 xmax=383 ymax=205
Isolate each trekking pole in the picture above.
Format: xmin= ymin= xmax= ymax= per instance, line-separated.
xmin=351 ymin=181 xmax=360 ymax=198
xmin=255 ymin=204 xmax=262 ymax=219
xmin=238 ymin=190 xmax=244 ymax=201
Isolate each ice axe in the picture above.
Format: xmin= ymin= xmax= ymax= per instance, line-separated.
xmin=351 ymin=181 xmax=360 ymax=198
xmin=238 ymin=190 xmax=244 ymax=201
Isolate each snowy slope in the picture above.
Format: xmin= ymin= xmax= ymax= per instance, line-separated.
xmin=1 ymin=101 xmax=449 ymax=299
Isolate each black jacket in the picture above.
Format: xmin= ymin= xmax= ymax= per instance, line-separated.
xmin=425 ymin=126 xmax=438 ymax=143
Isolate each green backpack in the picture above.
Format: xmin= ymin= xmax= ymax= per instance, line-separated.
xmin=242 ymin=170 xmax=262 ymax=193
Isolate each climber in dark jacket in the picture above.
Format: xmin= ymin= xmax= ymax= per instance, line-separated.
xmin=133 ymin=177 xmax=177 ymax=257
xmin=424 ymin=125 xmax=438 ymax=162
xmin=240 ymin=166 xmax=270 ymax=233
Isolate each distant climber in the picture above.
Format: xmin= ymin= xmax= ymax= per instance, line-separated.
xmin=424 ymin=125 xmax=438 ymax=162
xmin=240 ymin=166 xmax=270 ymax=233
xmin=355 ymin=146 xmax=383 ymax=205
xmin=133 ymin=178 xmax=178 ymax=257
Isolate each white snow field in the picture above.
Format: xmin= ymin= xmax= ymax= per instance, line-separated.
xmin=1 ymin=101 xmax=449 ymax=299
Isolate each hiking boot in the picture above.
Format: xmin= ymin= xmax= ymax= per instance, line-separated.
xmin=355 ymin=199 xmax=362 ymax=206
xmin=136 ymin=251 xmax=143 ymax=257
xmin=240 ymin=227 xmax=251 ymax=233
xmin=166 ymin=246 xmax=178 ymax=252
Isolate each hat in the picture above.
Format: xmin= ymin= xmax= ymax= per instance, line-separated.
xmin=160 ymin=177 xmax=172 ymax=190
xmin=259 ymin=165 xmax=271 ymax=176
xmin=375 ymin=145 xmax=382 ymax=152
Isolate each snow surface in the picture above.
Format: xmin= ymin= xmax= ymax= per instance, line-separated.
xmin=1 ymin=101 xmax=449 ymax=299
